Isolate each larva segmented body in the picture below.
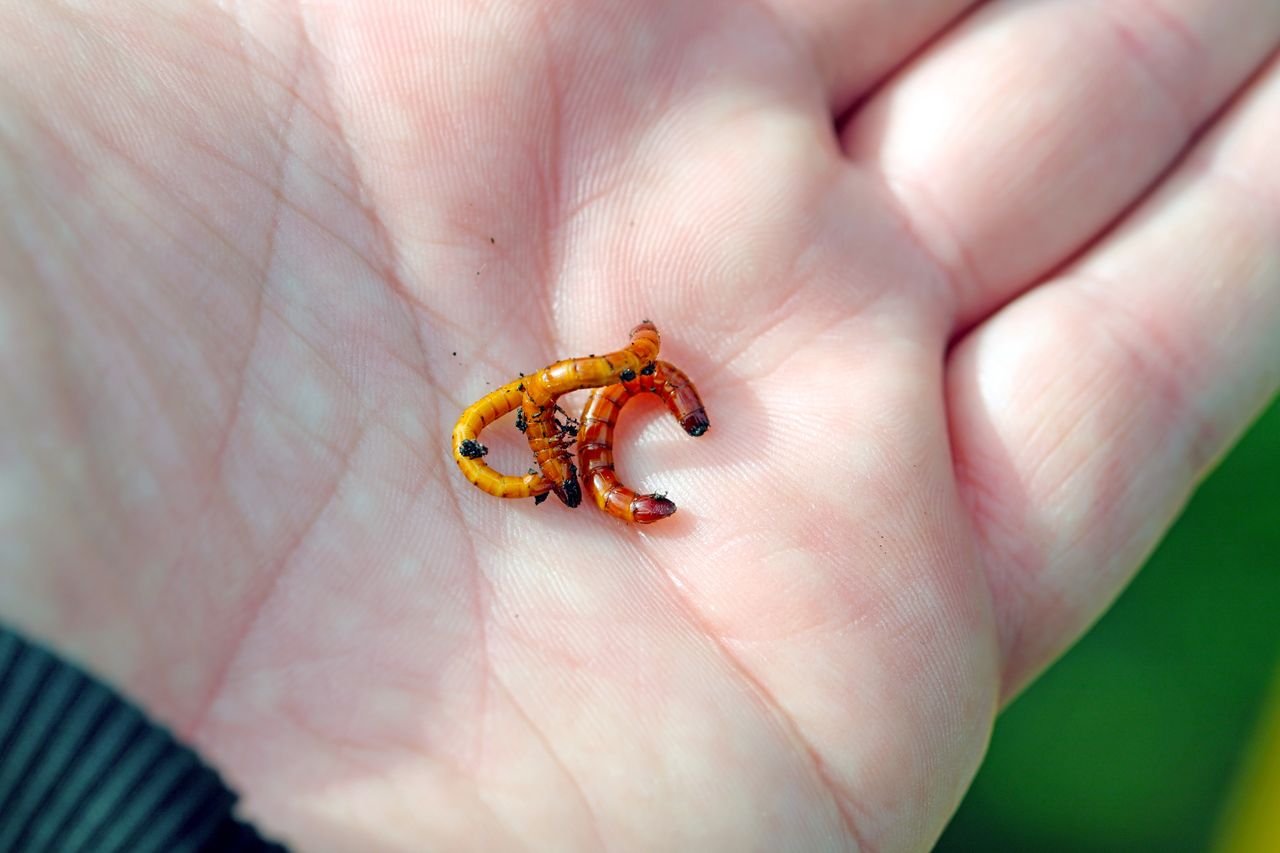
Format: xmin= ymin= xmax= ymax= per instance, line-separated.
xmin=520 ymin=321 xmax=661 ymax=507
xmin=452 ymin=376 xmax=554 ymax=500
xmin=577 ymin=360 xmax=709 ymax=523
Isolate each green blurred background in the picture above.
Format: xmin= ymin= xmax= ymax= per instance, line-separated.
xmin=937 ymin=397 xmax=1280 ymax=852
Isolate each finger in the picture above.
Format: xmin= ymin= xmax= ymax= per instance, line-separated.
xmin=845 ymin=0 xmax=1280 ymax=327
xmin=947 ymin=53 xmax=1280 ymax=700
xmin=761 ymin=0 xmax=983 ymax=111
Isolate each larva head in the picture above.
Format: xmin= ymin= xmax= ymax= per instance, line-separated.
xmin=680 ymin=410 xmax=710 ymax=437
xmin=631 ymin=493 xmax=677 ymax=524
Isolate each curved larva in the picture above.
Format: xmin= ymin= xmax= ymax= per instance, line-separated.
xmin=452 ymin=376 xmax=553 ymax=500
xmin=520 ymin=321 xmax=661 ymax=507
xmin=577 ymin=360 xmax=709 ymax=523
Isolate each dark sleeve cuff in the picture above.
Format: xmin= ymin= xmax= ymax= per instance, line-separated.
xmin=0 ymin=625 xmax=287 ymax=852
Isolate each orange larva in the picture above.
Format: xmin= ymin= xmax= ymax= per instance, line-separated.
xmin=520 ymin=321 xmax=661 ymax=507
xmin=577 ymin=360 xmax=709 ymax=523
xmin=452 ymin=376 xmax=554 ymax=500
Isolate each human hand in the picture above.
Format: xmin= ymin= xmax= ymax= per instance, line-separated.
xmin=1 ymin=2 xmax=1276 ymax=849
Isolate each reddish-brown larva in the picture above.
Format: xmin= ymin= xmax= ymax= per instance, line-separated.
xmin=577 ymin=360 xmax=709 ymax=523
xmin=520 ymin=321 xmax=661 ymax=507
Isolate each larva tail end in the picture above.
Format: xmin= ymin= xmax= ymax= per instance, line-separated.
xmin=680 ymin=411 xmax=710 ymax=437
xmin=553 ymin=474 xmax=582 ymax=508
xmin=632 ymin=494 xmax=677 ymax=524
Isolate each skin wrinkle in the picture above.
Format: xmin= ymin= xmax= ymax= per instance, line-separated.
xmin=690 ymin=274 xmax=809 ymax=388
xmin=1131 ymin=0 xmax=1204 ymax=53
xmin=852 ymin=2 xmax=990 ymax=107
xmin=185 ymin=134 xmax=390 ymax=279
xmin=24 ymin=103 xmax=263 ymax=276
xmin=261 ymin=637 xmax=526 ymax=846
xmin=256 ymin=379 xmax=355 ymax=466
xmin=81 ymin=2 xmax=236 ymax=81
xmin=287 ymin=84 xmax=478 ymax=359
xmin=1098 ymin=0 xmax=1203 ymax=130
xmin=29 ymin=19 xmax=281 ymax=276
xmin=466 ymin=524 xmax=495 ymax=771
xmin=35 ymin=214 xmax=146 ymax=601
xmin=556 ymin=169 xmax=634 ymax=228
xmin=52 ymin=140 xmax=233 ymax=275
xmin=1071 ymin=275 xmax=1205 ymax=430
xmin=187 ymin=414 xmax=362 ymax=742
xmin=183 ymin=0 xmax=302 ymax=532
xmin=217 ymin=6 xmax=359 ymax=148
xmin=180 ymin=1 xmax=310 ymax=741
xmin=378 ymin=342 xmax=435 ymax=387
xmin=1016 ymin=387 xmax=1110 ymax=513
xmin=993 ymin=361 xmax=1116 ymax=504
xmin=847 ymin=2 xmax=1247 ymax=335
xmin=253 ymin=296 xmax=363 ymax=404
xmin=945 ymin=342 xmax=1056 ymax=698
xmin=649 ymin=557 xmax=865 ymax=852
xmin=275 ymin=654 xmax=434 ymax=760
xmin=528 ymin=4 xmax=569 ymax=353
xmin=453 ymin=4 xmax=565 ymax=355
xmin=431 ymin=435 xmax=506 ymax=841
xmin=705 ymin=284 xmax=925 ymax=424
xmin=432 ymin=361 xmax=523 ymax=417
xmin=1003 ymin=560 xmax=1085 ymax=696
xmin=0 ymin=184 xmax=103 ymax=592
xmin=0 ymin=64 xmax=227 ymax=275
xmin=292 ymin=0 xmax=443 ymax=405
xmin=489 ymin=674 xmax=606 ymax=850
xmin=106 ymin=159 xmax=258 ymax=282
xmin=867 ymin=168 xmax=977 ymax=336
xmin=195 ymin=201 xmax=267 ymax=523
xmin=145 ymin=7 xmax=269 ymax=98
xmin=349 ymin=0 xmax=517 ymax=786
xmin=738 ymin=0 xmax=826 ymax=104
xmin=687 ymin=175 xmax=877 ymax=389
xmin=951 ymin=450 xmax=1037 ymax=674
xmin=774 ymin=2 xmax=991 ymax=116
xmin=368 ymin=426 xmax=436 ymax=508
xmin=270 ymin=14 xmax=452 ymax=569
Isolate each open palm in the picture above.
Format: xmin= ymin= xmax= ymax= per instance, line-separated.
xmin=3 ymin=2 xmax=1278 ymax=850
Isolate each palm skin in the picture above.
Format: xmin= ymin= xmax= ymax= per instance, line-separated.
xmin=1 ymin=1 xmax=1277 ymax=850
